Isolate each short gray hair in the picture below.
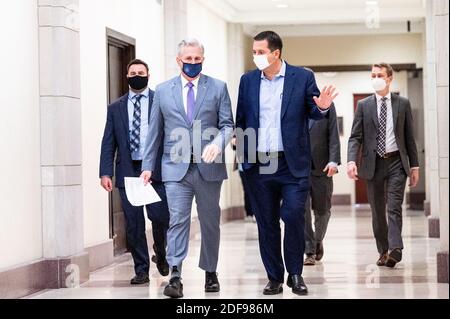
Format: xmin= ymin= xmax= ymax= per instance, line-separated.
xmin=177 ymin=38 xmax=205 ymax=56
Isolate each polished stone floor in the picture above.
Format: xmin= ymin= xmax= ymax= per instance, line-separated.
xmin=29 ymin=207 xmax=449 ymax=299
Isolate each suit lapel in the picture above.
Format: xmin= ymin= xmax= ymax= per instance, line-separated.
xmin=250 ymin=71 xmax=262 ymax=125
xmin=309 ymin=119 xmax=316 ymax=131
xmin=171 ymin=77 xmax=190 ymax=126
xmin=369 ymin=95 xmax=379 ymax=130
xmin=193 ymin=75 xmax=209 ymax=123
xmin=119 ymin=94 xmax=130 ymax=137
xmin=147 ymin=91 xmax=154 ymax=124
xmin=281 ymin=64 xmax=296 ymax=120
xmin=391 ymin=93 xmax=400 ymax=130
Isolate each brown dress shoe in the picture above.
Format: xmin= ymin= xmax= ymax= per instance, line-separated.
xmin=376 ymin=253 xmax=389 ymax=266
xmin=304 ymin=255 xmax=316 ymax=266
xmin=386 ymin=249 xmax=402 ymax=268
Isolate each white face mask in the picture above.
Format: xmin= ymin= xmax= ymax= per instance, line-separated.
xmin=253 ymin=54 xmax=271 ymax=71
xmin=372 ymin=78 xmax=387 ymax=92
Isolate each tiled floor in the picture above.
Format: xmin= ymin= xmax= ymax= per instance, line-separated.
xmin=29 ymin=207 xmax=449 ymax=299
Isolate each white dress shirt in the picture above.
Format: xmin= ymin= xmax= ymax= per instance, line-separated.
xmin=376 ymin=92 xmax=398 ymax=153
xmin=181 ymin=75 xmax=200 ymax=114
xmin=347 ymin=92 xmax=419 ymax=170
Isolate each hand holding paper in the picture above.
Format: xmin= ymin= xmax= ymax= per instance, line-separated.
xmin=124 ymin=177 xmax=162 ymax=207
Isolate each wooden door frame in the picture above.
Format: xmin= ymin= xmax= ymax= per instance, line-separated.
xmin=105 ymin=28 xmax=136 ymax=247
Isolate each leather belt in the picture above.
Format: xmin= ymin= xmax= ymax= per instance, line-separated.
xmin=378 ymin=151 xmax=400 ymax=159
xmin=257 ymin=152 xmax=285 ymax=160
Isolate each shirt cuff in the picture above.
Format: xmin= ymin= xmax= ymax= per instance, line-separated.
xmin=347 ymin=161 xmax=357 ymax=166
xmin=320 ymin=108 xmax=330 ymax=115
xmin=327 ymin=162 xmax=338 ymax=168
xmin=411 ymin=167 xmax=420 ymax=170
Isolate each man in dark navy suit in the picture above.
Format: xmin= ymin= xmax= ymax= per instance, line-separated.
xmin=236 ymin=31 xmax=338 ymax=296
xmin=99 ymin=59 xmax=170 ymax=285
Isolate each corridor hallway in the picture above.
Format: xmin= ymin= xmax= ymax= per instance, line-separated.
xmin=28 ymin=208 xmax=448 ymax=299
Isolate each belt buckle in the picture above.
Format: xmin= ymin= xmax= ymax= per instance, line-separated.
xmin=267 ymin=152 xmax=278 ymax=159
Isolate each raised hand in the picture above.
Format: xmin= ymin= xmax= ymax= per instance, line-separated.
xmin=313 ymin=85 xmax=339 ymax=110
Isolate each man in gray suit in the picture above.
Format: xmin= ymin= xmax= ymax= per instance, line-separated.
xmin=348 ymin=63 xmax=420 ymax=268
xmin=141 ymin=38 xmax=234 ymax=298
xmin=304 ymin=104 xmax=341 ymax=266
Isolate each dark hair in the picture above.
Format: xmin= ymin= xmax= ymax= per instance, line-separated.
xmin=127 ymin=59 xmax=149 ymax=73
xmin=254 ymin=31 xmax=283 ymax=56
xmin=373 ymin=63 xmax=394 ymax=77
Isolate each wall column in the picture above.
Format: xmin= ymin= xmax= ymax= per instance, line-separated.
xmin=432 ymin=0 xmax=449 ymax=284
xmin=424 ymin=0 xmax=441 ymax=239
xmin=163 ymin=0 xmax=187 ymax=78
xmin=38 ymin=0 xmax=88 ymax=288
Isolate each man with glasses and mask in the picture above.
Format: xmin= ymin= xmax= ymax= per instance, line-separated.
xmin=348 ymin=63 xmax=419 ymax=269
xmin=236 ymin=31 xmax=339 ymax=296
xmin=141 ymin=39 xmax=234 ymax=299
xmin=99 ymin=59 xmax=170 ymax=285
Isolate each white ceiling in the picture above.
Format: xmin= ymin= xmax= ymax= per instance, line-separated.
xmin=195 ymin=0 xmax=426 ymax=36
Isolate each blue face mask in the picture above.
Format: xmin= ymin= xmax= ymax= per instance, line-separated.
xmin=182 ymin=62 xmax=203 ymax=78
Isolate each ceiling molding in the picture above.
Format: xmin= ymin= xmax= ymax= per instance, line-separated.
xmin=244 ymin=20 xmax=425 ymax=37
xmin=201 ymin=0 xmax=426 ymax=26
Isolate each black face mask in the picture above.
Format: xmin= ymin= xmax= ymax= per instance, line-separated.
xmin=128 ymin=75 xmax=149 ymax=91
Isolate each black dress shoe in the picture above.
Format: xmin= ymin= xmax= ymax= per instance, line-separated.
xmin=130 ymin=274 xmax=150 ymax=285
xmin=151 ymin=255 xmax=170 ymax=277
xmin=287 ymin=275 xmax=308 ymax=295
xmin=315 ymin=242 xmax=324 ymax=261
xmin=263 ymin=281 xmax=283 ymax=295
xmin=164 ymin=277 xmax=184 ymax=299
xmin=205 ymin=272 xmax=220 ymax=293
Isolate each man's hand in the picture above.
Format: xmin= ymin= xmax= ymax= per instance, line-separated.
xmin=140 ymin=171 xmax=153 ymax=186
xmin=323 ymin=164 xmax=338 ymax=177
xmin=347 ymin=162 xmax=359 ymax=181
xmin=202 ymin=144 xmax=221 ymax=164
xmin=313 ymin=86 xmax=339 ymax=110
xmin=101 ymin=176 xmax=113 ymax=192
xmin=409 ymin=169 xmax=420 ymax=188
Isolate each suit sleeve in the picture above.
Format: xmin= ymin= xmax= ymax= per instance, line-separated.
xmin=404 ymin=100 xmax=420 ymax=168
xmin=236 ymin=75 xmax=246 ymax=131
xmin=328 ymin=104 xmax=341 ymax=165
xmin=99 ymin=106 xmax=117 ymax=178
xmin=211 ymin=83 xmax=235 ymax=152
xmin=142 ymin=89 xmax=164 ymax=172
xmin=347 ymin=101 xmax=364 ymax=163
xmin=306 ymin=71 xmax=326 ymax=121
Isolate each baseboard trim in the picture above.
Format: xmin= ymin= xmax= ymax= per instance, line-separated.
xmin=85 ymin=240 xmax=114 ymax=272
xmin=332 ymin=194 xmax=352 ymax=206
xmin=437 ymin=251 xmax=449 ymax=283
xmin=407 ymin=192 xmax=425 ymax=210
xmin=428 ymin=216 xmax=440 ymax=239
xmin=424 ymin=201 xmax=431 ymax=217
xmin=0 ymin=252 xmax=89 ymax=299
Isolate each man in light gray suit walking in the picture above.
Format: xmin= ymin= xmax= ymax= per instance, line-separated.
xmin=348 ymin=63 xmax=419 ymax=269
xmin=141 ymin=38 xmax=234 ymax=298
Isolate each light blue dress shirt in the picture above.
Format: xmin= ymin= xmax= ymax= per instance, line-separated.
xmin=128 ymin=88 xmax=150 ymax=161
xmin=258 ymin=60 xmax=286 ymax=152
xmin=258 ymin=60 xmax=329 ymax=153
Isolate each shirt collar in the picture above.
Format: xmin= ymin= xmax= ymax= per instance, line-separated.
xmin=375 ymin=92 xmax=392 ymax=102
xmin=181 ymin=75 xmax=200 ymax=88
xmin=261 ymin=60 xmax=286 ymax=79
xmin=129 ymin=88 xmax=150 ymax=100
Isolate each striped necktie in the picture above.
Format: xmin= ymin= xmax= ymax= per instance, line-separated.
xmin=376 ymin=97 xmax=388 ymax=157
xmin=130 ymin=94 xmax=144 ymax=152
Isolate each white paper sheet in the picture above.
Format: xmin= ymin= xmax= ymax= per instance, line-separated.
xmin=124 ymin=177 xmax=162 ymax=207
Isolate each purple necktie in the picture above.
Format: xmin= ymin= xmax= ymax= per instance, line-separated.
xmin=186 ymin=82 xmax=196 ymax=123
